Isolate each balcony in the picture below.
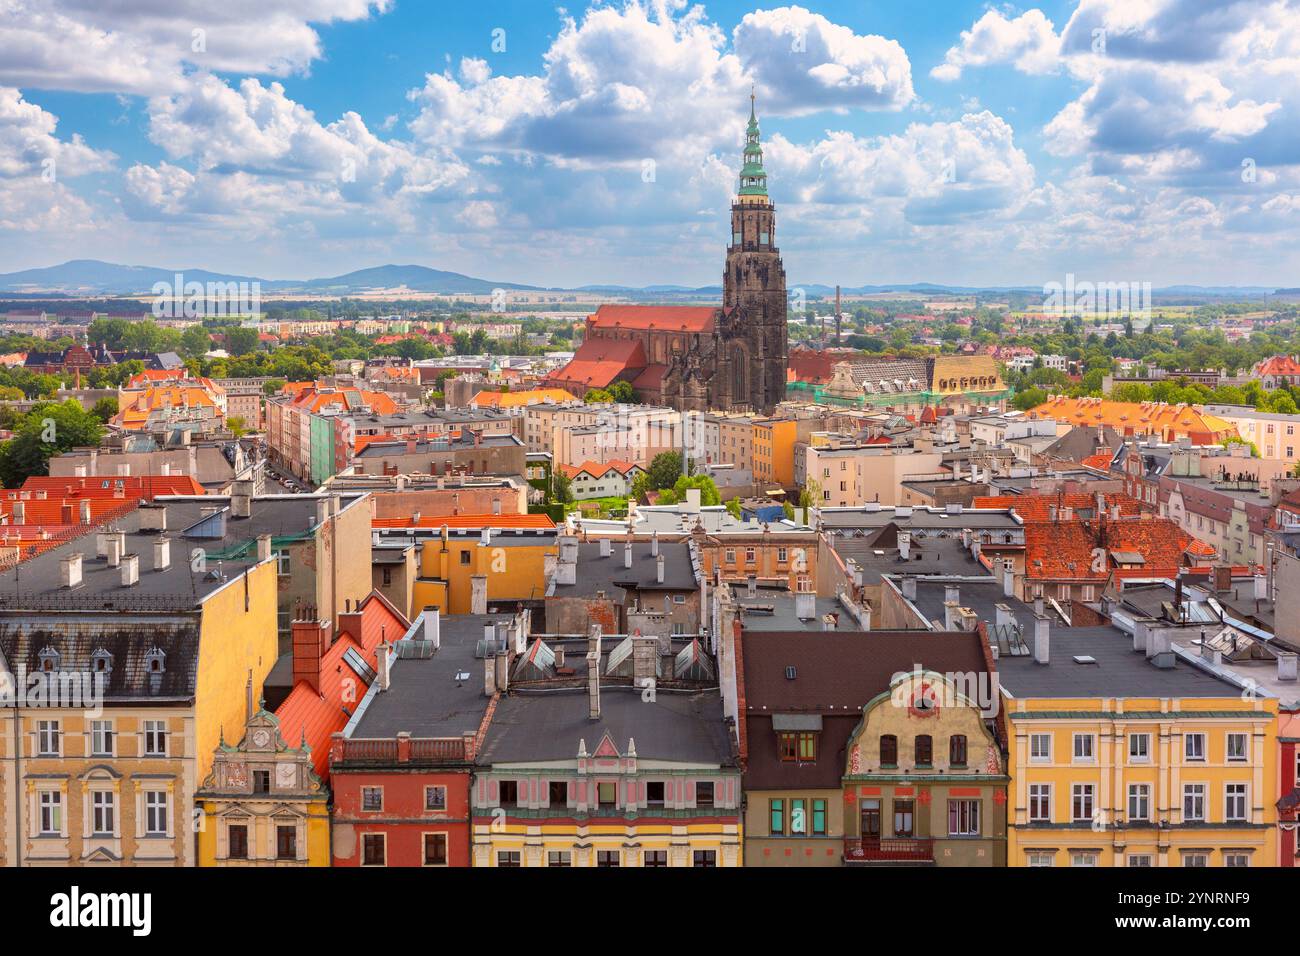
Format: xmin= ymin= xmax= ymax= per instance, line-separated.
xmin=842 ymin=837 xmax=935 ymax=865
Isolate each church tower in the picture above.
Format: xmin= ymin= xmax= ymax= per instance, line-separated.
xmin=722 ymin=93 xmax=788 ymax=413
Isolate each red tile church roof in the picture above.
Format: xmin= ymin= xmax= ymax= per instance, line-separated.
xmin=550 ymin=338 xmax=646 ymax=389
xmin=589 ymin=305 xmax=719 ymax=333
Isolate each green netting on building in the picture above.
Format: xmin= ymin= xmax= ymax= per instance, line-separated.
xmin=785 ymin=381 xmax=1016 ymax=408
xmin=201 ymin=532 xmax=315 ymax=562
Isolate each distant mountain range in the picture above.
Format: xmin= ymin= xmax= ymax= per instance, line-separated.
xmin=0 ymin=259 xmax=1289 ymax=300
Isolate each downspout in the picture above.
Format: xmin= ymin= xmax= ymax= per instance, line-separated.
xmin=13 ymin=696 xmax=21 ymax=868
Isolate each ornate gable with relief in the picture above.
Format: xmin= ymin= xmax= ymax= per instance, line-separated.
xmin=199 ymin=706 xmax=324 ymax=797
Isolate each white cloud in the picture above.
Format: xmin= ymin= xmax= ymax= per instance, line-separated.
xmin=931 ymin=9 xmax=1060 ymax=81
xmin=0 ymin=0 xmax=391 ymax=95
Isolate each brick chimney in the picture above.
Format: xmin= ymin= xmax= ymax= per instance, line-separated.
xmin=291 ymin=618 xmax=331 ymax=693
xmin=587 ymin=624 xmax=602 ymax=720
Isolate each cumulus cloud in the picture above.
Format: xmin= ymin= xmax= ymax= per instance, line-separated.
xmin=0 ymin=0 xmax=391 ymax=95
xmin=931 ymin=9 xmax=1060 ymax=81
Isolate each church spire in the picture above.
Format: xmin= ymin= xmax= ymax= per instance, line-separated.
xmin=738 ymin=89 xmax=768 ymax=199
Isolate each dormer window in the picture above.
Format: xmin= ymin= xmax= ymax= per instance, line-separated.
xmin=145 ymin=647 xmax=166 ymax=674
xmin=37 ymin=645 xmax=60 ymax=673
xmin=778 ymin=731 xmax=818 ymax=762
xmin=90 ymin=648 xmax=114 ymax=676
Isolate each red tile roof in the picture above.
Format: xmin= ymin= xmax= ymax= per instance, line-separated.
xmin=1254 ymin=355 xmax=1300 ymax=377
xmin=588 ymin=305 xmax=719 ymax=333
xmin=549 ymin=337 xmax=646 ymax=390
xmin=1022 ymin=514 xmax=1194 ymax=583
xmin=371 ymin=513 xmax=556 ymax=530
xmin=972 ymin=492 xmax=1143 ymax=522
xmin=19 ymin=475 xmax=205 ymax=498
xmin=275 ymin=592 xmax=410 ymax=781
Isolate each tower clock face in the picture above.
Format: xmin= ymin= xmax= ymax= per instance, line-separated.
xmin=252 ymin=729 xmax=270 ymax=748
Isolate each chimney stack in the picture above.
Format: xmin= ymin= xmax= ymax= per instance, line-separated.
xmin=11 ymin=501 xmax=24 ymax=524
xmin=651 ymin=531 xmax=659 ymax=557
xmin=79 ymin=499 xmax=92 ymax=524
xmin=256 ymin=534 xmax=272 ymax=563
xmin=1279 ymin=653 xmax=1298 ymax=682
xmin=120 ymin=553 xmax=139 ymax=587
xmin=483 ymin=651 xmax=497 ymax=697
xmin=470 ymin=575 xmax=488 ymax=615
xmin=599 ymin=537 xmax=612 ymax=558
xmin=376 ymin=641 xmax=392 ymax=691
xmin=61 ymin=552 xmax=83 ymax=589
xmin=138 ymin=503 xmax=167 ymax=532
xmin=153 ymin=537 xmax=170 ymax=572
xmin=898 ymin=531 xmax=911 ymax=562
xmin=106 ymin=535 xmax=122 ymax=569
xmin=944 ymin=600 xmax=960 ymax=631
xmin=1003 ymin=560 xmax=1016 ymax=597
xmin=746 ymin=573 xmax=757 ymax=598
xmin=423 ymin=609 xmax=441 ymax=649
xmin=587 ymin=625 xmax=602 ymax=720
xmin=632 ymin=635 xmax=658 ymax=686
xmin=1033 ymin=615 xmax=1050 ymax=665
xmin=901 ymin=575 xmax=917 ymax=601
xmin=795 ymin=591 xmax=816 ymax=621
xmin=656 ymin=553 xmax=665 ymax=584
xmin=292 ymin=618 xmax=331 ymax=693
xmin=624 ymin=541 xmax=633 ymax=569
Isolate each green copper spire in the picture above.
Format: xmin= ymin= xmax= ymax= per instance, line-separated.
xmin=738 ymin=88 xmax=768 ymax=198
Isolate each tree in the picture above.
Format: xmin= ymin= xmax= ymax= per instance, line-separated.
xmin=657 ymin=474 xmax=720 ymax=506
xmin=181 ymin=325 xmax=213 ymax=358
xmin=584 ymin=388 xmax=614 ymax=403
xmin=552 ymin=469 xmax=574 ymax=505
xmin=224 ymin=327 xmax=261 ymax=356
xmin=645 ymin=451 xmax=684 ymax=492
xmin=91 ymin=397 xmax=118 ymax=423
xmin=227 ymin=415 xmax=248 ymax=438
xmin=609 ymin=381 xmax=636 ymax=403
xmin=1012 ymin=386 xmax=1048 ymax=411
xmin=0 ymin=400 xmax=106 ymax=487
xmin=726 ymin=497 xmax=742 ymax=519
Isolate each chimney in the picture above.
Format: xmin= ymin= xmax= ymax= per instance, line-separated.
xmin=375 ymin=641 xmax=392 ymax=691
xmin=684 ymin=487 xmax=702 ymax=513
xmin=995 ymin=603 xmax=1014 ymax=632
xmin=651 ymin=530 xmax=660 ymax=557
xmin=61 ymin=552 xmax=83 ymax=589
xmin=599 ymin=537 xmax=612 ymax=558
xmin=11 ymin=501 xmax=23 ymax=524
xmin=1002 ymin=559 xmax=1016 ymax=597
xmin=555 ymin=554 xmax=576 ymax=586
xmin=587 ymin=625 xmax=602 ymax=720
xmin=795 ymin=591 xmax=816 ymax=621
xmin=1279 ymin=653 xmax=1298 ymax=682
xmin=483 ymin=652 xmax=497 ymax=697
xmin=901 ymin=575 xmax=917 ymax=601
xmin=492 ymin=497 xmax=502 ymax=516
xmin=292 ymin=618 xmax=331 ymax=693
xmin=315 ymin=497 xmax=330 ymax=528
xmin=544 ymin=551 xmax=559 ymax=579
xmin=1133 ymin=619 xmax=1150 ymax=654
xmin=495 ymin=650 xmax=510 ymax=694
xmin=231 ymin=481 xmax=253 ymax=518
xmin=1033 ymin=615 xmax=1050 ymax=665
xmin=898 ymin=531 xmax=911 ymax=561
xmin=106 ymin=535 xmax=122 ymax=568
xmin=944 ymin=600 xmax=960 ymax=631
xmin=79 ymin=499 xmax=92 ymax=524
xmin=746 ymin=573 xmax=757 ymax=598
xmin=470 ymin=574 xmax=488 ymax=615
xmin=623 ymin=541 xmax=633 ymax=569
xmin=652 ymin=553 xmax=664 ymax=585
xmin=944 ymin=584 xmax=961 ymax=608
xmin=1213 ymin=565 xmax=1232 ymax=593
xmin=423 ymin=609 xmax=441 ymax=648
xmin=153 ymin=537 xmax=170 ymax=572
xmin=632 ymin=635 xmax=658 ymax=686
xmin=1034 ymin=594 xmax=1044 ymax=617
xmin=958 ymin=607 xmax=979 ymax=631
xmin=120 ymin=553 xmax=139 ymax=587
xmin=138 ymin=504 xmax=167 ymax=532
xmin=1148 ymin=630 xmax=1175 ymax=669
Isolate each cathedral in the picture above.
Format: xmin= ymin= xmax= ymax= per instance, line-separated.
xmin=548 ymin=98 xmax=789 ymax=413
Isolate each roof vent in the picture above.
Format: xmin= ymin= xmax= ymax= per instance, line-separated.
xmin=784 ymin=665 xmax=797 ymax=680
xmin=1072 ymin=655 xmax=1098 ymax=665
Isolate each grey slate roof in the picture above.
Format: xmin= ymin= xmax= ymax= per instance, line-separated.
xmin=478 ymin=686 xmax=734 ymax=765
xmin=550 ymin=541 xmax=696 ymax=599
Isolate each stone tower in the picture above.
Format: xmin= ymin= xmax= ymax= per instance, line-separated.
xmin=721 ymin=93 xmax=788 ymax=414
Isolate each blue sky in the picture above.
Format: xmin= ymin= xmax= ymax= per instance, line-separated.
xmin=2 ymin=1 xmax=1298 ymax=288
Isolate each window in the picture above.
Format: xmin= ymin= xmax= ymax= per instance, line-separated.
xmin=459 ymin=551 xmax=471 ymax=565
xmin=1225 ymin=783 xmax=1247 ymax=823
xmin=498 ymin=780 xmax=522 ymax=807
xmin=1071 ymin=852 xmax=1098 ymax=867
xmin=724 ymin=549 xmax=736 ymax=564
xmin=1072 ymin=733 xmax=1095 ymax=762
xmin=1185 ymin=733 xmax=1206 ymax=762
xmin=596 ymin=782 xmax=616 ymax=808
xmin=1029 ymin=784 xmax=1052 ymax=823
xmin=425 ymin=786 xmax=447 ymax=811
xmin=915 ymin=735 xmax=933 ymax=767
xmin=276 ymin=825 xmax=297 ymax=860
xmin=948 ymin=800 xmax=981 ymax=836
xmin=253 ymin=770 xmax=271 ymax=794
xmin=1127 ymin=854 xmax=1152 ymax=867
xmin=382 ymin=567 xmax=392 ymax=587
xmin=361 ymin=834 xmax=386 ymax=866
xmin=36 ymin=720 xmax=60 ymax=756
xmin=643 ymin=850 xmax=668 ymax=867
xmin=1128 ymin=733 xmax=1150 ymax=762
xmin=790 ymin=798 xmax=806 ymax=835
xmin=1183 ymin=852 xmax=1208 ymax=867
xmin=812 ymin=798 xmax=827 ymax=836
xmin=693 ymin=850 xmax=717 ymax=867
xmin=227 ymin=823 xmax=248 ymax=859
xmin=769 ymin=798 xmax=784 ymax=835
xmin=745 ymin=548 xmax=756 ymax=564
xmin=696 ymin=782 xmax=714 ymax=807
xmin=361 ymin=787 xmax=383 ymax=812
xmin=645 ymin=781 xmax=665 ymax=807
xmin=1183 ymin=784 xmax=1206 ymax=822
xmin=880 ymin=735 xmax=898 ymax=766
xmin=546 ymin=850 xmax=570 ymax=867
xmin=90 ymin=720 xmax=115 ymax=757
xmin=1026 ymin=852 xmax=1054 ymax=867
xmin=777 ymin=547 xmax=788 ymax=563
xmin=494 ymin=850 xmax=521 ymax=867
xmin=144 ymin=791 xmax=169 ymax=836
xmin=423 ymin=833 xmax=448 ymax=866
xmin=1029 ymin=734 xmax=1051 ymax=762
xmin=1128 ymin=784 xmax=1150 ymax=822
xmin=39 ymin=791 xmax=62 ymax=835
xmin=596 ymin=850 xmax=620 ymax=867
xmin=893 ymin=799 xmax=914 ymax=837
xmin=779 ymin=732 xmax=817 ymax=762
xmin=1224 ymin=853 xmax=1250 ymax=868
xmin=142 ymin=720 xmax=167 ymax=757
xmin=90 ymin=791 xmax=115 ymax=836
xmin=1226 ymin=733 xmax=1248 ymax=762
xmin=949 ymin=735 xmax=968 ymax=767
xmin=1072 ymin=784 xmax=1094 ymax=822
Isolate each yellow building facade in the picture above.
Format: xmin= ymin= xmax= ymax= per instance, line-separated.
xmin=408 ymin=529 xmax=557 ymax=615
xmin=1005 ymin=696 xmax=1277 ymax=867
